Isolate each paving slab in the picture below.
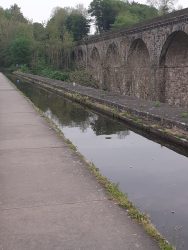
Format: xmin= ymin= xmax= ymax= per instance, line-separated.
xmin=0 ymin=147 xmax=106 ymax=210
xmin=0 ymin=201 xmax=155 ymax=250
xmin=0 ymin=112 xmax=47 ymax=126
xmin=0 ymin=72 xmax=159 ymax=249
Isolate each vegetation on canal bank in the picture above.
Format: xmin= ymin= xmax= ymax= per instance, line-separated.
xmin=19 ymin=64 xmax=98 ymax=88
xmin=87 ymin=163 xmax=174 ymax=250
xmin=181 ymin=112 xmax=188 ymax=119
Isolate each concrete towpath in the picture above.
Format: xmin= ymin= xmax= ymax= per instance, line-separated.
xmin=0 ymin=72 xmax=159 ymax=250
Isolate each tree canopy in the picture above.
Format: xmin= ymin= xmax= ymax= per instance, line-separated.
xmin=66 ymin=12 xmax=90 ymax=41
xmin=10 ymin=37 xmax=32 ymax=65
xmin=89 ymin=0 xmax=159 ymax=32
xmin=147 ymin=0 xmax=177 ymax=15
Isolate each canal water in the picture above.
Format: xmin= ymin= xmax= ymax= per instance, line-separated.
xmin=10 ymin=75 xmax=188 ymax=249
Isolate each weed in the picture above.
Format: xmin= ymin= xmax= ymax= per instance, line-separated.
xmin=65 ymin=139 xmax=77 ymax=151
xmin=88 ymin=163 xmax=174 ymax=250
xmin=180 ymin=112 xmax=188 ymax=119
xmin=154 ymin=101 xmax=161 ymax=108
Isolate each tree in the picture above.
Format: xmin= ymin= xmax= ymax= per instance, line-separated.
xmin=113 ymin=3 xmax=158 ymax=29
xmin=5 ymin=4 xmax=28 ymax=23
xmin=128 ymin=2 xmax=158 ymax=21
xmin=75 ymin=4 xmax=88 ymax=17
xmin=10 ymin=37 xmax=33 ymax=65
xmin=46 ymin=7 xmax=69 ymax=40
xmin=45 ymin=7 xmax=74 ymax=68
xmin=33 ymin=22 xmax=47 ymax=41
xmin=0 ymin=5 xmax=33 ymax=66
xmin=147 ymin=0 xmax=177 ymax=15
xmin=113 ymin=10 xmax=139 ymax=29
xmin=89 ymin=0 xmax=125 ymax=32
xmin=89 ymin=0 xmax=158 ymax=32
xmin=66 ymin=13 xmax=90 ymax=40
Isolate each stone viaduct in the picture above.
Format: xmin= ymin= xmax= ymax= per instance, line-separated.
xmin=74 ymin=8 xmax=188 ymax=108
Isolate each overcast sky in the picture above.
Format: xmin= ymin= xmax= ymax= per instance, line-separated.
xmin=0 ymin=0 xmax=188 ymax=23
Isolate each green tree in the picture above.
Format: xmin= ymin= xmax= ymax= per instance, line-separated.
xmin=113 ymin=10 xmax=139 ymax=29
xmin=5 ymin=4 xmax=28 ymax=23
xmin=113 ymin=2 xmax=158 ymax=28
xmin=0 ymin=5 xmax=33 ymax=67
xmin=128 ymin=2 xmax=158 ymax=21
xmin=89 ymin=0 xmax=125 ymax=32
xmin=66 ymin=13 xmax=90 ymax=40
xmin=89 ymin=0 xmax=158 ymax=32
xmin=46 ymin=7 xmax=69 ymax=40
xmin=33 ymin=22 xmax=47 ymax=41
xmin=113 ymin=2 xmax=158 ymax=29
xmin=10 ymin=37 xmax=33 ymax=65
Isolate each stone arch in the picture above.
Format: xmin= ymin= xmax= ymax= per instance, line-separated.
xmin=127 ymin=38 xmax=151 ymax=100
xmin=78 ymin=48 xmax=84 ymax=61
xmin=159 ymin=31 xmax=188 ymax=107
xmin=71 ymin=50 xmax=76 ymax=61
xmin=74 ymin=47 xmax=86 ymax=69
xmin=89 ymin=47 xmax=102 ymax=88
xmin=104 ymin=42 xmax=122 ymax=92
xmin=120 ymin=40 xmax=127 ymax=62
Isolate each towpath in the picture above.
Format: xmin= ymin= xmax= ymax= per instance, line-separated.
xmin=0 ymin=72 xmax=159 ymax=249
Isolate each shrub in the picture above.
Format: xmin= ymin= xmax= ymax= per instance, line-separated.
xmin=69 ymin=70 xmax=98 ymax=88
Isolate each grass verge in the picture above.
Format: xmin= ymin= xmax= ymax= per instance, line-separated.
xmin=181 ymin=112 xmax=188 ymax=119
xmin=87 ymin=163 xmax=174 ymax=250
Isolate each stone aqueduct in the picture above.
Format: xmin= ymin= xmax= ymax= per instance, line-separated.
xmin=74 ymin=8 xmax=188 ymax=108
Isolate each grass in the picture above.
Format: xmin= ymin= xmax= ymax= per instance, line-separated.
xmin=154 ymin=101 xmax=161 ymax=108
xmin=87 ymin=163 xmax=174 ymax=250
xmin=180 ymin=112 xmax=188 ymax=119
xmin=65 ymin=138 xmax=77 ymax=151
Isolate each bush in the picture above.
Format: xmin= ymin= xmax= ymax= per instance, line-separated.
xmin=69 ymin=70 xmax=98 ymax=88
xmin=50 ymin=71 xmax=69 ymax=81
xmin=19 ymin=64 xmax=30 ymax=73
xmin=19 ymin=64 xmax=98 ymax=89
xmin=10 ymin=37 xmax=33 ymax=65
xmin=28 ymin=64 xmax=70 ymax=82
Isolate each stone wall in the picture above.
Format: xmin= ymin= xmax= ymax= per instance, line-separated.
xmin=74 ymin=9 xmax=188 ymax=108
xmin=161 ymin=31 xmax=188 ymax=107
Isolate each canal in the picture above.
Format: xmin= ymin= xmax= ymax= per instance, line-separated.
xmin=9 ymin=75 xmax=188 ymax=249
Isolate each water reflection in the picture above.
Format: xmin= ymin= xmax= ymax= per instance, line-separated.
xmin=9 ymin=75 xmax=188 ymax=250
xmin=12 ymin=76 xmax=129 ymax=137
